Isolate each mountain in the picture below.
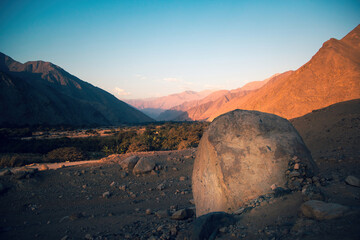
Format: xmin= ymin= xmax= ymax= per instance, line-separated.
xmin=124 ymin=90 xmax=215 ymax=118
xmin=291 ymin=98 xmax=360 ymax=160
xmin=158 ymin=72 xmax=292 ymax=121
xmin=175 ymin=24 xmax=360 ymax=121
xmin=0 ymin=53 xmax=153 ymax=127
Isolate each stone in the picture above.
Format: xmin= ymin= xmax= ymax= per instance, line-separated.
xmin=155 ymin=210 xmax=170 ymax=219
xmin=345 ymin=175 xmax=360 ymax=187
xmin=294 ymin=163 xmax=300 ymax=170
xmin=119 ymin=171 xmax=128 ymax=178
xmin=191 ymin=212 xmax=236 ymax=240
xmin=171 ymin=208 xmax=194 ymax=220
xmin=132 ymin=157 xmax=155 ymax=175
xmin=84 ymin=233 xmax=93 ymax=240
xmin=157 ymin=183 xmax=166 ymax=191
xmin=192 ymin=110 xmax=317 ymax=216
xmin=179 ymin=176 xmax=187 ymax=181
xmin=289 ymin=171 xmax=301 ymax=178
xmin=146 ymin=208 xmax=152 ymax=215
xmin=102 ymin=191 xmax=111 ymax=198
xmin=300 ymin=200 xmax=349 ymax=220
xmin=302 ymin=185 xmax=325 ymax=201
xmin=60 ymin=235 xmax=69 ymax=240
xmin=38 ymin=164 xmax=49 ymax=171
xmin=119 ymin=156 xmax=139 ymax=170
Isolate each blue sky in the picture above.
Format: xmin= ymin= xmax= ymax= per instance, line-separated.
xmin=0 ymin=0 xmax=359 ymax=99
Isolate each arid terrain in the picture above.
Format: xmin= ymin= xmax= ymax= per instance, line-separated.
xmin=1 ymin=99 xmax=359 ymax=240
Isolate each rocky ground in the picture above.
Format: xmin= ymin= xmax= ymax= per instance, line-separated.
xmin=0 ymin=100 xmax=360 ymax=240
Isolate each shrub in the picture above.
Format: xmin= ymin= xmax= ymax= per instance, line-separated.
xmin=45 ymin=147 xmax=88 ymax=163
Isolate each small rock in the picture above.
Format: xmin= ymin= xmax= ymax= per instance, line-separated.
xmin=38 ymin=165 xmax=49 ymax=171
xmin=270 ymin=184 xmax=277 ymax=191
xmin=119 ymin=171 xmax=128 ymax=178
xmin=294 ymin=163 xmax=300 ymax=170
xmin=85 ymin=233 xmax=93 ymax=240
xmin=157 ymin=183 xmax=166 ymax=191
xmin=179 ymin=176 xmax=187 ymax=181
xmin=110 ymin=181 xmax=117 ymax=187
xmin=189 ymin=199 xmax=195 ymax=205
xmin=170 ymin=226 xmax=178 ymax=236
xmin=301 ymin=200 xmax=349 ymax=220
xmin=119 ymin=156 xmax=139 ymax=170
xmin=133 ymin=157 xmax=156 ymax=175
xmin=60 ymin=235 xmax=69 ymax=240
xmin=146 ymin=209 xmax=152 ymax=215
xmin=289 ymin=171 xmax=300 ymax=178
xmin=345 ymin=175 xmax=360 ymax=187
xmin=219 ymin=226 xmax=227 ymax=233
xmin=155 ymin=210 xmax=170 ymax=219
xmin=102 ymin=191 xmax=111 ymax=198
xmin=302 ymin=185 xmax=325 ymax=201
xmin=59 ymin=216 xmax=70 ymax=223
xmin=233 ymin=207 xmax=245 ymax=215
xmin=119 ymin=184 xmax=127 ymax=191
xmin=171 ymin=209 xmax=193 ymax=220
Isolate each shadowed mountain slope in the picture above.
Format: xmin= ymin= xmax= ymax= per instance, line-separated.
xmin=0 ymin=53 xmax=153 ymax=127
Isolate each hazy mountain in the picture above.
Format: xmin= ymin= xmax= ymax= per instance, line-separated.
xmin=124 ymin=90 xmax=216 ymax=118
xmin=158 ymin=72 xmax=292 ymax=121
xmin=0 ymin=53 xmax=153 ymax=127
xmin=175 ymin=24 xmax=360 ymax=121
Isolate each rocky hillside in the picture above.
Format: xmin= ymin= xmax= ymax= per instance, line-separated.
xmin=176 ymin=24 xmax=360 ymax=121
xmin=0 ymin=53 xmax=153 ymax=127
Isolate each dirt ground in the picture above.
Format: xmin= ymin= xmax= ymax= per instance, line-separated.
xmin=1 ymin=100 xmax=360 ymax=240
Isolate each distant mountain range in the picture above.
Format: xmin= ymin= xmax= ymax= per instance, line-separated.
xmin=128 ymin=24 xmax=360 ymax=121
xmin=124 ymin=90 xmax=215 ymax=119
xmin=0 ymin=53 xmax=153 ymax=127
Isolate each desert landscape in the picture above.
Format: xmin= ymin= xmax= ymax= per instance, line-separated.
xmin=1 ymin=1 xmax=360 ymax=240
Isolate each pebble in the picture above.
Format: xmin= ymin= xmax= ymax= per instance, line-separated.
xmin=60 ymin=235 xmax=69 ymax=240
xmin=345 ymin=175 xmax=360 ymax=187
xmin=179 ymin=176 xmax=187 ymax=181
xmin=155 ymin=210 xmax=170 ymax=219
xmin=146 ymin=208 xmax=152 ymax=215
xmin=294 ymin=163 xmax=300 ymax=170
xmin=157 ymin=183 xmax=166 ymax=191
xmin=171 ymin=208 xmax=193 ymax=220
xmin=102 ymin=191 xmax=111 ymax=198
xmin=289 ymin=171 xmax=300 ymax=178
xmin=110 ymin=181 xmax=117 ymax=187
xmin=85 ymin=233 xmax=93 ymax=240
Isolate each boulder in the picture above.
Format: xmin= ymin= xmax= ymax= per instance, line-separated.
xmin=119 ymin=156 xmax=139 ymax=170
xmin=192 ymin=110 xmax=317 ymax=216
xmin=301 ymin=200 xmax=349 ymax=220
xmin=133 ymin=157 xmax=155 ymax=175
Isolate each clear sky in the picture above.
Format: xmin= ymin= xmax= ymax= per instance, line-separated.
xmin=0 ymin=0 xmax=359 ymax=99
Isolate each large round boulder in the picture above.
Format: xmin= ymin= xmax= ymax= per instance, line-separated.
xmin=192 ymin=110 xmax=317 ymax=217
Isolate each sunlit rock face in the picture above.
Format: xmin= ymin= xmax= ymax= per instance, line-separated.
xmin=192 ymin=110 xmax=317 ymax=217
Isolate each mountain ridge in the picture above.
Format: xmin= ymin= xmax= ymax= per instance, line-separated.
xmin=0 ymin=53 xmax=153 ymax=127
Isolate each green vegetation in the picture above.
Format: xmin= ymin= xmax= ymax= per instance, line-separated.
xmin=0 ymin=122 xmax=209 ymax=168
